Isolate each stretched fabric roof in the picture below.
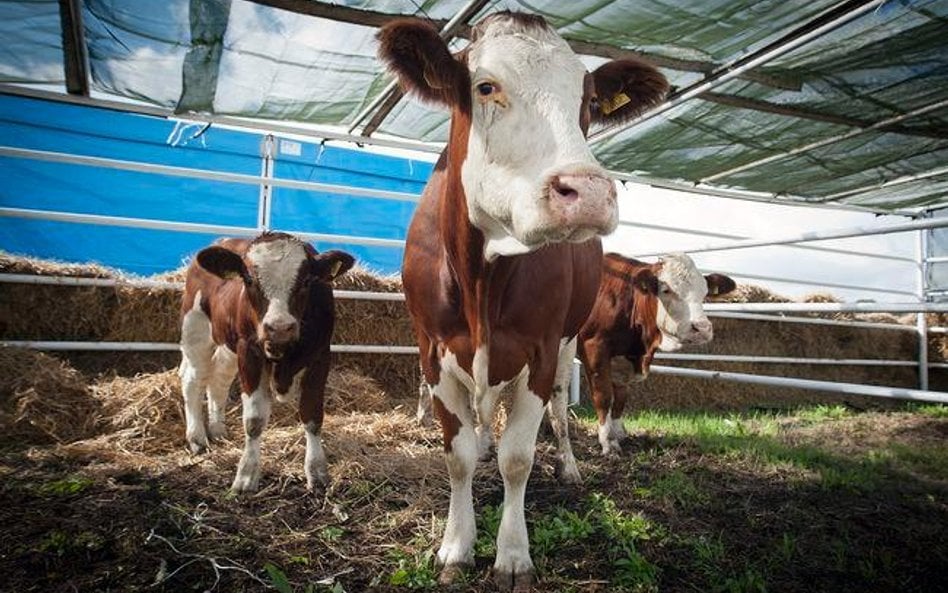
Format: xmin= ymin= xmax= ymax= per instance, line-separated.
xmin=2 ymin=0 xmax=947 ymax=214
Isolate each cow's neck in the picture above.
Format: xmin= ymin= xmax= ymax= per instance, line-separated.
xmin=440 ymin=104 xmax=492 ymax=358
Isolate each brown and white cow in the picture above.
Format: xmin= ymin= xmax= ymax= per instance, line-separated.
xmin=379 ymin=12 xmax=667 ymax=589
xmin=179 ymin=232 xmax=354 ymax=492
xmin=576 ymin=252 xmax=735 ymax=455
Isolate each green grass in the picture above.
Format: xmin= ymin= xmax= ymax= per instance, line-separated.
xmin=572 ymin=406 xmax=947 ymax=491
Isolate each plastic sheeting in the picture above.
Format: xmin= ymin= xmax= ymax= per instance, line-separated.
xmin=1 ymin=0 xmax=947 ymax=213
xmin=0 ymin=94 xmax=431 ymax=275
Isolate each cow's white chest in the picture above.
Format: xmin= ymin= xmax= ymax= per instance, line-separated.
xmin=270 ymin=367 xmax=306 ymax=403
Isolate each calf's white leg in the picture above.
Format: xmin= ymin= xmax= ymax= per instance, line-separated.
xmin=206 ymin=345 xmax=236 ymax=440
xmin=179 ymin=298 xmax=215 ymax=454
xmin=232 ymin=382 xmax=271 ymax=492
xmin=547 ymin=338 xmax=581 ymax=484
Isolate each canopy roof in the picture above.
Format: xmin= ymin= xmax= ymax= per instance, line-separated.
xmin=3 ymin=0 xmax=947 ymax=215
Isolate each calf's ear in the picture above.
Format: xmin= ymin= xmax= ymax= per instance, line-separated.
xmin=591 ymin=59 xmax=668 ymax=125
xmin=705 ymin=273 xmax=737 ymax=297
xmin=377 ymin=19 xmax=469 ymax=109
xmin=196 ymin=246 xmax=251 ymax=285
xmin=310 ymin=250 xmax=356 ymax=281
xmin=632 ymin=268 xmax=659 ymax=295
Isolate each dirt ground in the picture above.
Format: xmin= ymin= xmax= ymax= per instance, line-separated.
xmin=1 ymin=352 xmax=946 ymax=593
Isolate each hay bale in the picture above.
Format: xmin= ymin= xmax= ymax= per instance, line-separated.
xmin=0 ymin=348 xmax=101 ymax=445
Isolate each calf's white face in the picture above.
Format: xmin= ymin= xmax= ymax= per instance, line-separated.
xmin=652 ymin=253 xmax=734 ymax=352
xmin=246 ymin=238 xmax=309 ymax=359
xmin=462 ymin=19 xmax=615 ymax=258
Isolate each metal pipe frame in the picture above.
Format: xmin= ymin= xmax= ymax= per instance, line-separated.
xmin=617 ymin=219 xmax=915 ymax=263
xmin=650 ymin=365 xmax=948 ymax=404
xmin=917 ymin=221 xmax=930 ymax=389
xmin=702 ymin=97 xmax=948 ymax=184
xmin=0 ymin=207 xmax=406 ymax=249
xmin=613 ymin=173 xmax=917 ymax=217
xmin=708 ymin=311 xmax=915 ymax=332
xmin=705 ymin=302 xmax=948 ymax=313
xmin=656 ymin=353 xmax=915 ymax=366
xmin=703 ymin=270 xmax=916 ymax=297
xmin=0 ymin=273 xmax=407 ymax=301
xmin=634 ymin=216 xmax=948 ymax=258
xmin=589 ymin=0 xmax=887 ymax=146
xmin=0 ymin=340 xmax=419 ymax=355
xmin=814 ymin=164 xmax=948 ymax=203
xmin=0 ymin=145 xmax=422 ymax=203
xmin=0 ymin=85 xmax=445 ymax=155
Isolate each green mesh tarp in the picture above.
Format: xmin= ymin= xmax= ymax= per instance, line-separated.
xmin=1 ymin=0 xmax=946 ymax=213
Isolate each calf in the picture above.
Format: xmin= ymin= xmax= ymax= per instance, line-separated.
xmin=576 ymin=252 xmax=735 ymax=455
xmin=379 ymin=11 xmax=667 ymax=589
xmin=179 ymin=232 xmax=354 ymax=492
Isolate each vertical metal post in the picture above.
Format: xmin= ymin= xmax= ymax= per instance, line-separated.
xmin=916 ymin=220 xmax=930 ymax=390
xmin=569 ymin=358 xmax=582 ymax=406
xmin=257 ymin=134 xmax=274 ymax=231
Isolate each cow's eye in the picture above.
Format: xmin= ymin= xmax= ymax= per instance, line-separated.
xmin=476 ymin=82 xmax=495 ymax=96
xmin=589 ymin=96 xmax=600 ymax=112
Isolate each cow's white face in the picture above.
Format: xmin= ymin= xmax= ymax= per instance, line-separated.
xmin=653 ymin=254 xmax=714 ymax=352
xmin=462 ymin=19 xmax=617 ymax=259
xmin=246 ymin=238 xmax=309 ymax=359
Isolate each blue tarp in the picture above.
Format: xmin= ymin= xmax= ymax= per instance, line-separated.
xmin=0 ymin=94 xmax=432 ymax=276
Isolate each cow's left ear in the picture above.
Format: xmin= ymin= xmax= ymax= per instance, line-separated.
xmin=632 ymin=268 xmax=659 ymax=295
xmin=197 ymin=246 xmax=251 ymax=285
xmin=705 ymin=273 xmax=737 ymax=297
xmin=310 ymin=250 xmax=356 ymax=281
xmin=590 ymin=59 xmax=669 ymax=125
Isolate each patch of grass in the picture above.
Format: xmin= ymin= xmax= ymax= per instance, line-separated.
xmin=388 ymin=546 xmax=438 ymax=589
xmin=797 ymin=404 xmax=852 ymax=423
xmin=35 ymin=529 xmax=105 ymax=557
xmin=38 ymin=476 xmax=94 ymax=496
xmin=319 ymin=526 xmax=345 ymax=543
xmin=475 ymin=503 xmax=503 ymax=558
xmin=531 ymin=507 xmax=595 ymax=558
xmin=887 ymin=443 xmax=948 ymax=481
xmin=909 ymin=403 xmax=948 ymax=418
xmin=639 ymin=469 xmax=710 ymax=510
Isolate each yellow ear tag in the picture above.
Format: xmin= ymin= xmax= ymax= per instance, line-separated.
xmin=222 ymin=270 xmax=242 ymax=281
xmin=330 ymin=260 xmax=343 ymax=279
xmin=601 ymin=92 xmax=631 ymax=115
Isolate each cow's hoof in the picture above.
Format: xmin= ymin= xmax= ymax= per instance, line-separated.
xmin=437 ymin=563 xmax=469 ymax=585
xmin=493 ymin=564 xmax=534 ymax=592
xmin=305 ymin=468 xmax=329 ymax=492
xmin=188 ymin=438 xmax=208 ymax=455
xmin=555 ymin=460 xmax=582 ymax=485
xmin=207 ymin=422 xmax=227 ymax=440
xmin=231 ymin=470 xmax=260 ymax=493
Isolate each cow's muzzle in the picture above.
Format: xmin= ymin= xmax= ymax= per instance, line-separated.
xmin=545 ymin=170 xmax=618 ymax=239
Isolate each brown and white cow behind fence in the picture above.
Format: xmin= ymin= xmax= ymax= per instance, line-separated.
xmin=379 ymin=11 xmax=667 ymax=589
xmin=574 ymin=252 xmax=736 ymax=456
xmin=179 ymin=232 xmax=354 ymax=492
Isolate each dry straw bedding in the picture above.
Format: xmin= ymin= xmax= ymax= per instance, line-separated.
xmin=1 ymin=251 xmax=943 ymax=410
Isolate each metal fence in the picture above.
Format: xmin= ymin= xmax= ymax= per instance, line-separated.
xmin=2 ymin=111 xmax=948 ymax=405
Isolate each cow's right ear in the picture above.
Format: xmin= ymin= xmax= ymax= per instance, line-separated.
xmin=196 ymin=246 xmax=251 ymax=285
xmin=632 ymin=268 xmax=659 ymax=295
xmin=377 ymin=19 xmax=468 ymax=109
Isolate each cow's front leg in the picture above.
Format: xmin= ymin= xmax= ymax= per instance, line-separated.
xmin=584 ymin=341 xmax=621 ymax=456
xmin=232 ymin=382 xmax=271 ymax=492
xmin=547 ymin=338 xmax=581 ymax=484
xmin=432 ymin=371 xmax=477 ymax=584
xmin=179 ymin=301 xmax=215 ymax=454
xmin=494 ymin=380 xmax=546 ymax=591
xmin=206 ymin=346 xmax=237 ymax=441
xmin=300 ymin=360 xmax=330 ymax=490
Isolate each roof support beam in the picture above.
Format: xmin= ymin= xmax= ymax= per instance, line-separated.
xmin=701 ymin=97 xmax=948 ymax=183
xmin=57 ymin=0 xmax=89 ymax=96
xmin=588 ymin=0 xmax=886 ymax=146
xmin=812 ymin=165 xmax=948 ymax=203
xmin=699 ymin=92 xmax=948 ymax=141
xmin=346 ymin=0 xmax=492 ymax=137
